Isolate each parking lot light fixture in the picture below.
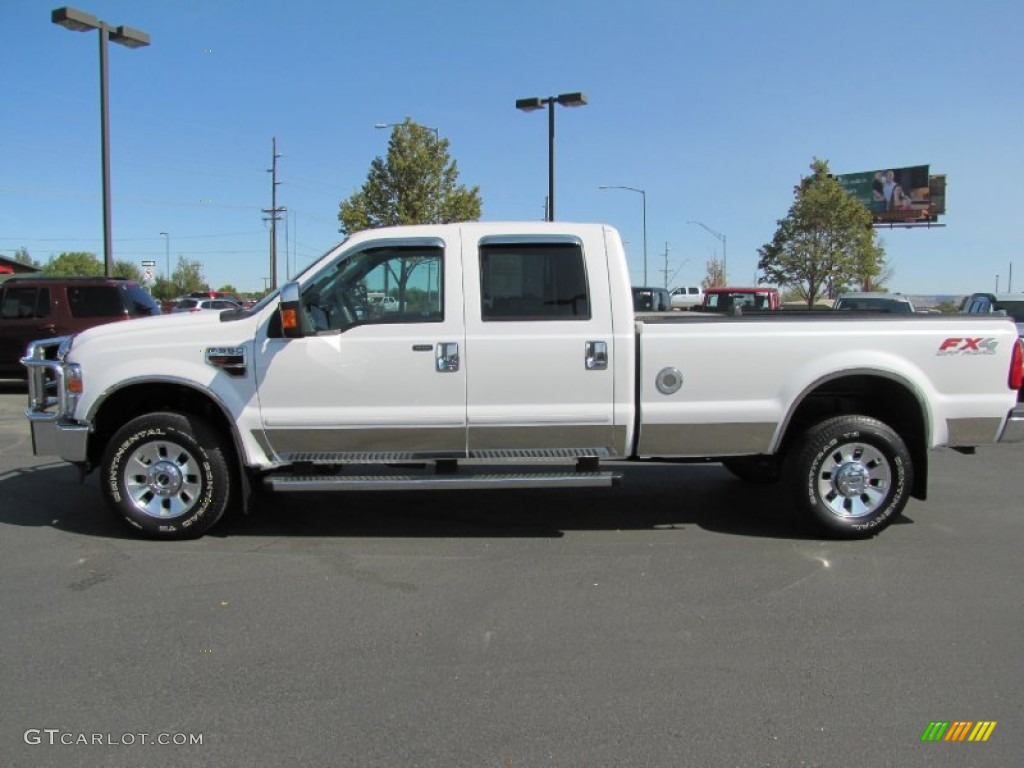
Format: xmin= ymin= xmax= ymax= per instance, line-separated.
xmin=516 ymin=92 xmax=588 ymax=221
xmin=51 ymin=6 xmax=150 ymax=278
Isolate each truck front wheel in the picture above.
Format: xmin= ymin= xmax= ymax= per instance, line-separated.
xmin=788 ymin=415 xmax=912 ymax=539
xmin=101 ymin=412 xmax=231 ymax=539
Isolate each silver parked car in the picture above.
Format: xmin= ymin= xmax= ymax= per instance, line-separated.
xmin=171 ymin=298 xmax=242 ymax=314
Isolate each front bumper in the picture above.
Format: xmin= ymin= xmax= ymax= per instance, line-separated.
xmin=21 ymin=337 xmax=90 ymax=463
xmin=998 ymin=405 xmax=1024 ymax=443
xmin=26 ymin=413 xmax=90 ymax=462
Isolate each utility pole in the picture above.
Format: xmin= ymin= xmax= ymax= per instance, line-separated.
xmin=660 ymin=242 xmax=671 ymax=288
xmin=262 ymin=137 xmax=285 ymax=290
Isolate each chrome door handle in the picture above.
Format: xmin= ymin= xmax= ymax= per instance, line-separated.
xmin=586 ymin=341 xmax=608 ymax=370
xmin=436 ymin=342 xmax=460 ymax=372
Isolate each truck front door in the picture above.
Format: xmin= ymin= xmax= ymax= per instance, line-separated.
xmin=253 ymin=237 xmax=467 ymax=461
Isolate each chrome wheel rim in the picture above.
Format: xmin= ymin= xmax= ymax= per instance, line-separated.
xmin=124 ymin=439 xmax=203 ymax=519
xmin=817 ymin=441 xmax=891 ymax=519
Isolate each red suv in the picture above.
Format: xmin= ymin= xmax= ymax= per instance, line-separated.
xmin=0 ymin=276 xmax=160 ymax=377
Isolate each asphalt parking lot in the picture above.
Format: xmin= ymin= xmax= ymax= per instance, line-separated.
xmin=0 ymin=378 xmax=1020 ymax=767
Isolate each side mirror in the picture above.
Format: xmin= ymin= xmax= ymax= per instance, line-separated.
xmin=279 ymin=282 xmax=304 ymax=338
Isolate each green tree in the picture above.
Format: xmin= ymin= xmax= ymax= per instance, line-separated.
xmin=217 ymin=284 xmax=239 ymax=295
xmin=171 ymin=255 xmax=206 ymax=295
xmin=150 ymin=276 xmax=178 ymax=301
xmin=43 ymin=252 xmax=104 ymax=276
xmin=338 ymin=118 xmax=482 ymax=235
xmin=758 ymin=158 xmax=885 ymax=306
xmin=113 ymin=260 xmax=144 ymax=282
xmin=13 ymin=247 xmax=41 ymax=268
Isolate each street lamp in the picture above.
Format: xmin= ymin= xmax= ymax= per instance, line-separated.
xmin=687 ymin=220 xmax=727 ymax=284
xmin=599 ymin=185 xmax=647 ymax=285
xmin=52 ymin=6 xmax=150 ymax=278
xmin=374 ymin=122 xmax=440 ymax=141
xmin=515 ymin=92 xmax=588 ymax=221
xmin=159 ymin=231 xmax=169 ymax=280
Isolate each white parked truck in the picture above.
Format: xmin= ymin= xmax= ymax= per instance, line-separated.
xmin=22 ymin=222 xmax=1024 ymax=539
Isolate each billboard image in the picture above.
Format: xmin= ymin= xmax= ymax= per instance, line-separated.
xmin=836 ymin=165 xmax=941 ymax=225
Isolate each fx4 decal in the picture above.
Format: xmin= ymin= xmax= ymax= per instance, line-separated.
xmin=937 ymin=337 xmax=999 ymax=356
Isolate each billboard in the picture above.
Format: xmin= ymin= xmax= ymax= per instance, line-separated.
xmin=836 ymin=165 xmax=943 ymax=225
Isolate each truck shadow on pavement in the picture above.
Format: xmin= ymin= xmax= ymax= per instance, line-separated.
xmin=226 ymin=462 xmax=912 ymax=541
xmin=0 ymin=461 xmax=914 ymax=542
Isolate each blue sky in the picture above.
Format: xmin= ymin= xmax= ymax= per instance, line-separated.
xmin=3 ymin=0 xmax=1023 ymax=295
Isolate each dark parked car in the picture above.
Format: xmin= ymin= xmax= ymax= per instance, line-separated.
xmin=833 ymin=292 xmax=915 ymax=313
xmin=0 ymin=276 xmax=159 ymax=377
xmin=632 ymin=286 xmax=672 ymax=312
xmin=962 ymin=292 xmax=1024 ymax=324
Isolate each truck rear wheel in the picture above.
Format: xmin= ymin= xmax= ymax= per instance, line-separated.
xmin=788 ymin=415 xmax=912 ymax=539
xmin=101 ymin=412 xmax=231 ymax=539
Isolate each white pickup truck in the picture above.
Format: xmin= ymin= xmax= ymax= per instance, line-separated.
xmin=23 ymin=222 xmax=1024 ymax=539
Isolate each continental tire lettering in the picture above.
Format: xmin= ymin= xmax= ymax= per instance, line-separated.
xmin=851 ymin=455 xmax=905 ymax=531
xmin=806 ymin=436 xmax=842 ymax=505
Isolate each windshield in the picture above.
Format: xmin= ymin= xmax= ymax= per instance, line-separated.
xmin=245 ymin=240 xmax=347 ymax=315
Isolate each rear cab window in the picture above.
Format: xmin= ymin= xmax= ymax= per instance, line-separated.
xmin=479 ymin=242 xmax=590 ymax=321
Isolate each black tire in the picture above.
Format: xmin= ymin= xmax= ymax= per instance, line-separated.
xmin=722 ymin=455 xmax=782 ymax=484
xmin=787 ymin=415 xmax=912 ymax=539
xmin=101 ymin=412 xmax=231 ymax=539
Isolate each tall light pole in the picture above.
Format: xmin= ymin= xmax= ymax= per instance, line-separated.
xmin=375 ymin=122 xmax=440 ymax=141
xmin=515 ymin=92 xmax=588 ymax=221
xmin=600 ymin=185 xmax=647 ymax=285
xmin=687 ymin=220 xmax=727 ymax=284
xmin=51 ymin=7 xmax=150 ymax=278
xmin=159 ymin=231 xmax=170 ymax=280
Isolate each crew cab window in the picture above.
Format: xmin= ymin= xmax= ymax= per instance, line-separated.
xmin=300 ymin=245 xmax=443 ymax=333
xmin=1 ymin=287 xmax=50 ymax=319
xmin=479 ymin=242 xmax=590 ymax=321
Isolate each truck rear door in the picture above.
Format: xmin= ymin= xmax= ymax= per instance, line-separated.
xmin=461 ymin=232 xmax=619 ymax=458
